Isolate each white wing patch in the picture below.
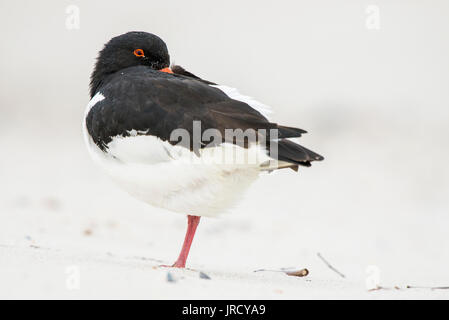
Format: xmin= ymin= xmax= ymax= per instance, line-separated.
xmin=84 ymin=92 xmax=105 ymax=117
xmin=211 ymin=85 xmax=273 ymax=120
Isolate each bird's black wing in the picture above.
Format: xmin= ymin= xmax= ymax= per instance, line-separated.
xmin=86 ymin=66 xmax=323 ymax=167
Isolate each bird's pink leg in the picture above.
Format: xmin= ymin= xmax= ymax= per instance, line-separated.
xmin=171 ymin=215 xmax=201 ymax=268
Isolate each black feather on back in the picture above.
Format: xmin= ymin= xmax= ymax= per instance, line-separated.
xmin=171 ymin=65 xmax=216 ymax=85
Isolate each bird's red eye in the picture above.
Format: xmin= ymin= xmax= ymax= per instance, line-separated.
xmin=133 ymin=49 xmax=145 ymax=57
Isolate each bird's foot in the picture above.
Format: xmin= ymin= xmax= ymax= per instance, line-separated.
xmin=159 ymin=261 xmax=186 ymax=269
xmin=171 ymin=261 xmax=186 ymax=268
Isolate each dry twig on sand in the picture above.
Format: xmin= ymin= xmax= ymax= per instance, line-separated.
xmin=368 ymin=285 xmax=449 ymax=292
xmin=317 ymin=252 xmax=346 ymax=278
xmin=406 ymin=285 xmax=449 ymax=290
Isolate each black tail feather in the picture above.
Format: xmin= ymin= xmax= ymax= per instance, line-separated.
xmin=270 ymin=139 xmax=324 ymax=167
xmin=277 ymin=125 xmax=307 ymax=139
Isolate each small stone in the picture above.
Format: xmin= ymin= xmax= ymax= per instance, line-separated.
xmin=166 ymin=272 xmax=176 ymax=283
xmin=199 ymin=271 xmax=211 ymax=280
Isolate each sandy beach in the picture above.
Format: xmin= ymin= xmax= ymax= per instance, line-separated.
xmin=1 ymin=0 xmax=448 ymax=300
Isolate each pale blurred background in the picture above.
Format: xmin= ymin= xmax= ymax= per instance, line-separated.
xmin=0 ymin=0 xmax=448 ymax=298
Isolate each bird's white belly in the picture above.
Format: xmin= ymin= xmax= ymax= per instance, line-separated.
xmin=83 ymin=130 xmax=264 ymax=217
xmin=106 ymin=158 xmax=259 ymax=217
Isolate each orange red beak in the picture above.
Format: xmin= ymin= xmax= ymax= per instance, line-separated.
xmin=159 ymin=67 xmax=173 ymax=74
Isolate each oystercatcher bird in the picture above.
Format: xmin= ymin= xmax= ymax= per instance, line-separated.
xmin=83 ymin=32 xmax=323 ymax=268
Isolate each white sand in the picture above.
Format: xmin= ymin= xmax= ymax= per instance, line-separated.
xmin=1 ymin=120 xmax=448 ymax=299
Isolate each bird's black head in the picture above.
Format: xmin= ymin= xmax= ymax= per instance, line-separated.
xmin=90 ymin=31 xmax=170 ymax=97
